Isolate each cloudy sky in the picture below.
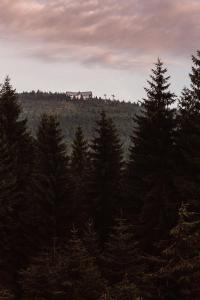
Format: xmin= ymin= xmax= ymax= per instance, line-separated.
xmin=0 ymin=0 xmax=199 ymax=101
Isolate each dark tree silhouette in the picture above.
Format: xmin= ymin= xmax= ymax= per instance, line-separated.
xmin=34 ymin=114 xmax=71 ymax=245
xmin=102 ymin=216 xmax=140 ymax=285
xmin=0 ymin=77 xmax=34 ymax=299
xmin=149 ymin=203 xmax=200 ymax=299
xmin=70 ymin=126 xmax=91 ymax=225
xmin=176 ymin=51 xmax=200 ymax=211
xmin=127 ymin=59 xmax=177 ymax=252
xmin=0 ymin=131 xmax=18 ymax=290
xmin=90 ymin=111 xmax=123 ymax=239
xmin=65 ymin=228 xmax=105 ymax=300
xmin=0 ymin=77 xmax=33 ymax=197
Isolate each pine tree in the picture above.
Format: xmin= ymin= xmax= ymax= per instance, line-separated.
xmin=71 ymin=127 xmax=89 ymax=177
xmin=70 ymin=126 xmax=90 ymax=225
xmin=0 ymin=77 xmax=34 ymax=298
xmin=102 ymin=216 xmax=140 ymax=285
xmin=176 ymin=51 xmax=200 ymax=211
xmin=34 ymin=114 xmax=71 ymax=244
xmin=190 ymin=50 xmax=200 ymax=101
xmin=127 ymin=59 xmax=177 ymax=251
xmin=0 ymin=131 xmax=17 ymax=217
xmin=90 ymin=111 xmax=123 ymax=239
xmin=0 ymin=76 xmax=33 ymax=196
xmin=150 ymin=203 xmax=200 ymax=299
xmin=0 ymin=131 xmax=18 ymax=287
xmin=65 ymin=227 xmax=106 ymax=300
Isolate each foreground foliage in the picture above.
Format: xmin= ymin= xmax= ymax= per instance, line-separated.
xmin=1 ymin=52 xmax=200 ymax=299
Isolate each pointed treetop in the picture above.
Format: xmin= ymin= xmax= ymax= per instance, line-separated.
xmin=1 ymin=76 xmax=16 ymax=95
xmin=190 ymin=50 xmax=200 ymax=101
xmin=144 ymin=59 xmax=175 ymax=109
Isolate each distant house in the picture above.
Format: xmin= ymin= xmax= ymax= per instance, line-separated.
xmin=66 ymin=91 xmax=93 ymax=100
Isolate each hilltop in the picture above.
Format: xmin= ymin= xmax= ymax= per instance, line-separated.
xmin=18 ymin=91 xmax=140 ymax=153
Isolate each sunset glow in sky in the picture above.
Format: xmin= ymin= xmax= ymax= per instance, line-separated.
xmin=0 ymin=0 xmax=199 ymax=100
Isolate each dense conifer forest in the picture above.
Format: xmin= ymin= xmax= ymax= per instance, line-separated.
xmin=1 ymin=51 xmax=200 ymax=299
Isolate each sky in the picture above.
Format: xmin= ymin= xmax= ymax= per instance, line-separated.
xmin=0 ymin=0 xmax=199 ymax=101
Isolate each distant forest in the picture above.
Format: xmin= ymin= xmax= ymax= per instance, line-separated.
xmin=18 ymin=92 xmax=140 ymax=154
xmin=1 ymin=51 xmax=200 ymax=300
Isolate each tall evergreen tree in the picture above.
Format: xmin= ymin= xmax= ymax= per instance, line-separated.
xmin=176 ymin=51 xmax=200 ymax=210
xmin=190 ymin=50 xmax=200 ymax=100
xmin=70 ymin=126 xmax=90 ymax=225
xmin=0 ymin=78 xmax=34 ymax=299
xmin=102 ymin=216 xmax=140 ymax=285
xmin=21 ymin=228 xmax=105 ymax=300
xmin=127 ymin=59 xmax=177 ymax=251
xmin=0 ymin=131 xmax=17 ymax=216
xmin=0 ymin=76 xmax=33 ymax=195
xmin=34 ymin=114 xmax=70 ymax=244
xmin=65 ymin=227 xmax=105 ymax=300
xmin=90 ymin=111 xmax=123 ymax=239
xmin=149 ymin=203 xmax=200 ymax=299
xmin=0 ymin=131 xmax=18 ymax=290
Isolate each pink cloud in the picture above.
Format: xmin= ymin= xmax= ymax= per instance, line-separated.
xmin=0 ymin=0 xmax=199 ymax=69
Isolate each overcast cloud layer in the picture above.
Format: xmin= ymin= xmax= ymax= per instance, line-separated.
xmin=0 ymin=0 xmax=199 ymax=70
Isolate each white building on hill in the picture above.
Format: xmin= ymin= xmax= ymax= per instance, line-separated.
xmin=66 ymin=91 xmax=93 ymax=100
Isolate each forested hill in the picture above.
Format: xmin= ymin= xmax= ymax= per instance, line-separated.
xmin=18 ymin=91 xmax=141 ymax=152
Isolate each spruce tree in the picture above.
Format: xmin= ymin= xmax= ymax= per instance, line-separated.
xmin=150 ymin=203 xmax=200 ymax=299
xmin=70 ymin=126 xmax=90 ymax=225
xmin=176 ymin=51 xmax=200 ymax=211
xmin=65 ymin=227 xmax=106 ymax=300
xmin=0 ymin=76 xmax=33 ymax=196
xmin=102 ymin=216 xmax=140 ymax=285
xmin=0 ymin=77 xmax=34 ymax=298
xmin=0 ymin=131 xmax=17 ymax=217
xmin=190 ymin=50 xmax=200 ymax=100
xmin=90 ymin=111 xmax=123 ymax=239
xmin=127 ymin=59 xmax=177 ymax=251
xmin=34 ymin=114 xmax=70 ymax=244
xmin=0 ymin=131 xmax=18 ymax=286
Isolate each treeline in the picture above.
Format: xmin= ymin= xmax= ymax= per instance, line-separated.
xmin=1 ymin=52 xmax=200 ymax=299
xmin=18 ymin=90 xmax=135 ymax=103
